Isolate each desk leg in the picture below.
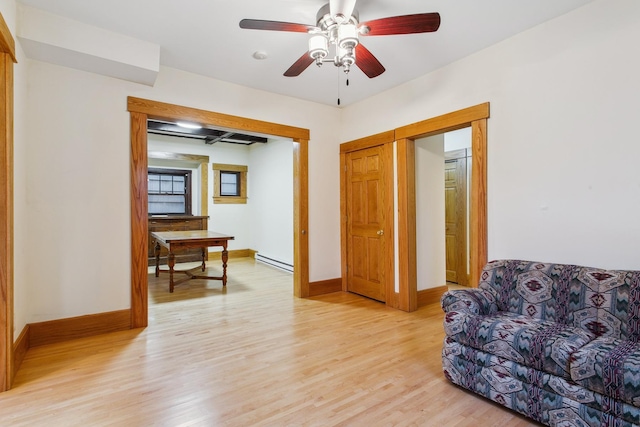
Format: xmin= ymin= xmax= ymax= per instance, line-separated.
xmin=168 ymin=252 xmax=176 ymax=293
xmin=154 ymin=241 xmax=161 ymax=277
xmin=221 ymin=245 xmax=229 ymax=286
xmin=201 ymin=247 xmax=206 ymax=272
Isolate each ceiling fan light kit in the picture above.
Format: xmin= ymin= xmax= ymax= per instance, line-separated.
xmin=239 ymin=1 xmax=440 ymax=79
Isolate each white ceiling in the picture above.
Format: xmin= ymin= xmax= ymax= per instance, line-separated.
xmin=16 ymin=0 xmax=596 ymax=107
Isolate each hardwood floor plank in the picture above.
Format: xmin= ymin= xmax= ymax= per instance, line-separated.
xmin=1 ymin=258 xmax=541 ymax=426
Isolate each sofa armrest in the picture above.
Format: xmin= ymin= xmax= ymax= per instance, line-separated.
xmin=441 ymin=288 xmax=497 ymax=316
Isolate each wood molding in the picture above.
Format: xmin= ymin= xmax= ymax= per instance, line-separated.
xmin=339 ymin=151 xmax=347 ymax=292
xmin=0 ymin=12 xmax=15 ymax=391
xmin=395 ymin=103 xmax=490 ymax=140
xmin=396 ymin=138 xmax=417 ymax=312
xmin=0 ymin=12 xmax=16 ymax=63
xmin=29 ymin=310 xmax=132 ymax=348
xmin=130 ymin=111 xmax=149 ymax=328
xmin=148 ymin=151 xmax=209 ymax=163
xmin=339 ymin=130 xmax=395 ymax=154
xmin=128 ymin=97 xmax=310 ymax=141
xmin=212 ymin=163 xmax=248 ymax=204
xmin=417 ymin=286 xmax=448 ymax=308
xmin=470 ymin=119 xmax=488 ymax=287
xmin=308 ymin=278 xmax=342 ymax=297
xmin=208 ymin=248 xmax=256 ymax=260
xmin=129 ymin=97 xmax=310 ymax=319
xmin=200 ymin=162 xmax=208 ymax=217
xmin=12 ymin=325 xmax=29 ymax=378
xmin=293 ymin=138 xmax=309 ymax=297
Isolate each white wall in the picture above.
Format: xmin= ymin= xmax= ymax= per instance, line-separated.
xmin=415 ymin=135 xmax=445 ymax=291
xmin=444 ymin=128 xmax=471 ymax=152
xmin=343 ymin=0 xmax=640 ymax=271
xmin=249 ymin=139 xmax=294 ymax=265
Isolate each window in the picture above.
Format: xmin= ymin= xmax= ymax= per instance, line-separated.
xmin=213 ymin=163 xmax=247 ymax=204
xmin=148 ymin=168 xmax=192 ymax=215
xmin=220 ymin=171 xmax=241 ymax=196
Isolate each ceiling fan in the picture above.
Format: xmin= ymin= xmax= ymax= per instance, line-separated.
xmin=239 ymin=0 xmax=440 ymax=79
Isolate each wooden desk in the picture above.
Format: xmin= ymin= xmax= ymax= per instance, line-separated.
xmin=151 ymin=230 xmax=235 ymax=292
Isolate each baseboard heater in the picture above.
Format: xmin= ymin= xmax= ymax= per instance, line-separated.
xmin=255 ymin=253 xmax=294 ymax=273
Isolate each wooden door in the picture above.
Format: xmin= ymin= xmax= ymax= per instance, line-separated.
xmin=445 ymin=150 xmax=468 ymax=286
xmin=346 ymin=146 xmax=387 ymax=302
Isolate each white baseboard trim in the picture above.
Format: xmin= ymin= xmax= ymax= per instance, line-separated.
xmin=255 ymin=253 xmax=294 ymax=273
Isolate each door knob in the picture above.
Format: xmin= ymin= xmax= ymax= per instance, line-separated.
xmin=377 ymin=230 xmax=384 ymax=236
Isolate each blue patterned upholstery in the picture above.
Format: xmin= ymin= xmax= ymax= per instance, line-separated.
xmin=442 ymin=260 xmax=640 ymax=427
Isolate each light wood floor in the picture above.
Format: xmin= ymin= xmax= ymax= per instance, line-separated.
xmin=2 ymin=258 xmax=541 ymax=426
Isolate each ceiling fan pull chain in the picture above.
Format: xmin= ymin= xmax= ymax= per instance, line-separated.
xmin=337 ymin=69 xmax=341 ymax=106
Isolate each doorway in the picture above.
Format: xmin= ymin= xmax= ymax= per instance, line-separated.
xmin=340 ymin=103 xmax=488 ymax=312
xmin=128 ymin=97 xmax=310 ymax=328
xmin=396 ymin=104 xmax=488 ymax=311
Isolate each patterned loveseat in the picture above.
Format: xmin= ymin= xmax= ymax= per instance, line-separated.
xmin=441 ymin=259 xmax=640 ymax=426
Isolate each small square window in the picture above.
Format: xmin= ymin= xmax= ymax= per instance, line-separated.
xmin=220 ymin=171 xmax=240 ymax=196
xmin=213 ymin=163 xmax=248 ymax=204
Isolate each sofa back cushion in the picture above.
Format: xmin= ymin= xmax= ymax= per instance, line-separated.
xmin=584 ymin=269 xmax=640 ymax=341
xmin=478 ymin=260 xmax=590 ymax=326
xmin=479 ymin=260 xmax=640 ymax=340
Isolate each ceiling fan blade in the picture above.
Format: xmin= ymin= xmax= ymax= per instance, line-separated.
xmin=239 ymin=19 xmax=316 ymax=33
xmin=284 ymin=52 xmax=315 ymax=77
xmin=355 ymin=44 xmax=385 ymax=78
xmin=330 ymin=0 xmax=357 ymax=21
xmin=360 ymin=13 xmax=441 ymax=36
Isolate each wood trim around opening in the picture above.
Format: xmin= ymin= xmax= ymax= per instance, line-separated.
xmin=129 ymin=97 xmax=310 ymax=326
xmin=396 ymin=103 xmax=489 ymax=310
xmin=0 ymin=10 xmax=16 ymax=392
xmin=338 ymin=104 xmax=489 ymax=313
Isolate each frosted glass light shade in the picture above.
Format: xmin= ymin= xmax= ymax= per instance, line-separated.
xmin=338 ymin=23 xmax=358 ymax=49
xmin=309 ymin=35 xmax=329 ymax=60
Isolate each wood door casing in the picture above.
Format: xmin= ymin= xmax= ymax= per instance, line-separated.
xmin=346 ymin=146 xmax=387 ymax=302
xmin=444 ymin=149 xmax=468 ymax=286
xmin=128 ymin=97 xmax=310 ymax=328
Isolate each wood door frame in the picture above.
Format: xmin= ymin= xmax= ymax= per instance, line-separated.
xmin=340 ymin=131 xmax=396 ymax=307
xmin=0 ymin=11 xmax=16 ymax=392
xmin=396 ymin=103 xmax=489 ymax=311
xmin=128 ymin=97 xmax=310 ymax=328
xmin=340 ymin=104 xmax=488 ymax=312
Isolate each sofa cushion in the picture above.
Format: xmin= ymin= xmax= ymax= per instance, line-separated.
xmin=570 ymin=337 xmax=640 ymax=407
xmin=445 ymin=311 xmax=595 ymax=378
xmin=577 ymin=269 xmax=640 ymax=340
xmin=477 ymin=260 xmax=593 ymax=325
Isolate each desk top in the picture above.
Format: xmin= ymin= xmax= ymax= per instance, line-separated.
xmin=151 ymin=230 xmax=235 ymax=245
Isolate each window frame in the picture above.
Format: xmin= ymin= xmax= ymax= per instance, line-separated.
xmin=213 ymin=163 xmax=248 ymax=204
